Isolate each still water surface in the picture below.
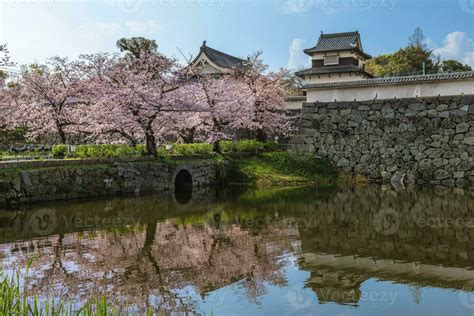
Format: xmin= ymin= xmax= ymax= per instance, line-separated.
xmin=0 ymin=185 xmax=473 ymax=315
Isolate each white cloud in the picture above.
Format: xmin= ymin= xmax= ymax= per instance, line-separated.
xmin=77 ymin=22 xmax=122 ymax=41
xmin=281 ymin=0 xmax=314 ymax=14
xmin=124 ymin=20 xmax=162 ymax=35
xmin=428 ymin=32 xmax=474 ymax=67
xmin=287 ymin=38 xmax=307 ymax=70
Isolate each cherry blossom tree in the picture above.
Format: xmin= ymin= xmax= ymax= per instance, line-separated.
xmin=178 ymin=75 xmax=253 ymax=151
xmin=0 ymin=44 xmax=12 ymax=88
xmin=5 ymin=57 xmax=88 ymax=143
xmin=233 ymin=52 xmax=295 ymax=141
xmin=0 ymin=44 xmax=11 ymax=66
xmin=81 ymin=38 xmax=191 ymax=155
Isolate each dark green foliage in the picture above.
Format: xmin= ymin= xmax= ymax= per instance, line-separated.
xmin=116 ymin=37 xmax=158 ymax=59
xmin=439 ymin=60 xmax=472 ymax=73
xmin=52 ymin=144 xmax=68 ymax=157
xmin=365 ymin=27 xmax=472 ymax=77
xmin=71 ymin=144 xmax=147 ymax=159
xmin=157 ymin=143 xmax=214 ymax=156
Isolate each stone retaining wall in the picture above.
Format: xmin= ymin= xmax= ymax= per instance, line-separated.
xmin=0 ymin=159 xmax=222 ymax=209
xmin=294 ymin=95 xmax=474 ymax=186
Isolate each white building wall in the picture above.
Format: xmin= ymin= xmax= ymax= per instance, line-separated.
xmin=305 ymin=73 xmax=366 ymax=84
xmin=310 ymin=51 xmax=360 ymax=60
xmin=285 ymin=96 xmax=307 ymax=110
xmin=306 ymin=79 xmax=474 ymax=102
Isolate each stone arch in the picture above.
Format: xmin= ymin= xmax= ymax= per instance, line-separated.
xmin=173 ymin=166 xmax=194 ymax=205
xmin=173 ymin=164 xmax=195 ymax=188
xmin=175 ymin=169 xmax=193 ymax=188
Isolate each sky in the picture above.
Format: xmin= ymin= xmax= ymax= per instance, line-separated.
xmin=0 ymin=0 xmax=473 ymax=70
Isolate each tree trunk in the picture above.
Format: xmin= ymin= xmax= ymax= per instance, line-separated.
xmin=144 ymin=127 xmax=157 ymax=156
xmin=181 ymin=128 xmax=195 ymax=144
xmin=212 ymin=140 xmax=221 ymax=154
xmin=255 ymin=129 xmax=267 ymax=142
xmin=57 ymin=124 xmax=66 ymax=144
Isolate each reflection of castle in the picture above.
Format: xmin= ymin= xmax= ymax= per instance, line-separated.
xmin=0 ymin=185 xmax=473 ymax=311
xmin=305 ymin=270 xmax=365 ymax=306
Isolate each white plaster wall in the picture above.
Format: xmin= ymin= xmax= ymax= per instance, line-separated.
xmin=310 ymin=51 xmax=358 ymax=60
xmin=198 ymin=63 xmax=223 ymax=75
xmin=305 ymin=73 xmax=366 ymax=84
xmin=285 ymin=98 xmax=306 ymax=110
xmin=306 ymin=79 xmax=474 ymax=102
xmin=191 ymin=53 xmax=227 ymax=75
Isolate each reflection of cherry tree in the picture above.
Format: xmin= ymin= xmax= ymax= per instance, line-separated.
xmin=0 ymin=216 xmax=297 ymax=313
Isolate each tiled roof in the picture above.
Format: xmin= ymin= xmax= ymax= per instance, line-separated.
xmin=303 ymin=71 xmax=474 ymax=89
xmin=296 ymin=65 xmax=368 ymax=76
xmin=195 ymin=41 xmax=247 ymax=70
xmin=304 ymin=31 xmax=371 ymax=59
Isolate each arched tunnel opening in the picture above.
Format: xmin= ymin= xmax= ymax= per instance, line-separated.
xmin=174 ymin=169 xmax=193 ymax=205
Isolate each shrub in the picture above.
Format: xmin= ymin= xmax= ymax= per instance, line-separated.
xmin=71 ymin=144 xmax=146 ymax=159
xmin=220 ymin=140 xmax=281 ymax=153
xmin=263 ymin=141 xmax=279 ymax=151
xmin=219 ymin=141 xmax=234 ymax=153
xmin=52 ymin=144 xmax=68 ymax=157
xmin=158 ymin=143 xmax=213 ymax=156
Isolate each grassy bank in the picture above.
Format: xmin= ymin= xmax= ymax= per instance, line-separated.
xmin=0 ymin=141 xmax=344 ymax=188
xmin=0 ymin=262 xmax=136 ymax=316
xmin=227 ymin=151 xmax=338 ymax=187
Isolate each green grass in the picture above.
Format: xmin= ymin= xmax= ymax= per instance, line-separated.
xmin=228 ymin=151 xmax=338 ymax=186
xmin=0 ymin=263 xmax=155 ymax=315
xmin=1 ymin=141 xmax=280 ymax=161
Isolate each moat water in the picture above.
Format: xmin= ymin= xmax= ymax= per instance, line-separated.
xmin=0 ymin=185 xmax=473 ymax=315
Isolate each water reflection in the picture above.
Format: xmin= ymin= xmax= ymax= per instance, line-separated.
xmin=0 ymin=185 xmax=473 ymax=315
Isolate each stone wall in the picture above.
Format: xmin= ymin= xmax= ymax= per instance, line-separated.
xmin=294 ymin=95 xmax=474 ymax=186
xmin=0 ymin=158 xmax=222 ymax=209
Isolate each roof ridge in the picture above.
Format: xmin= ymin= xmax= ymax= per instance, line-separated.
xmin=363 ymin=71 xmax=474 ymax=82
xmin=201 ymin=45 xmax=246 ymax=62
xmin=320 ymin=31 xmax=359 ymax=38
xmin=303 ymin=71 xmax=474 ymax=89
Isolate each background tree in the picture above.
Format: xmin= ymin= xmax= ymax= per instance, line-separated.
xmin=282 ymin=71 xmax=304 ymax=96
xmin=366 ymin=27 xmax=443 ymax=77
xmin=439 ymin=59 xmax=472 ymax=73
xmin=0 ymin=44 xmax=11 ymax=66
xmin=0 ymin=44 xmax=12 ymax=86
xmin=408 ymin=26 xmax=428 ymax=50
xmin=116 ymin=37 xmax=158 ymax=59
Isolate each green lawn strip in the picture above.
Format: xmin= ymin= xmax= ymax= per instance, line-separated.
xmin=228 ymin=151 xmax=338 ymax=186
